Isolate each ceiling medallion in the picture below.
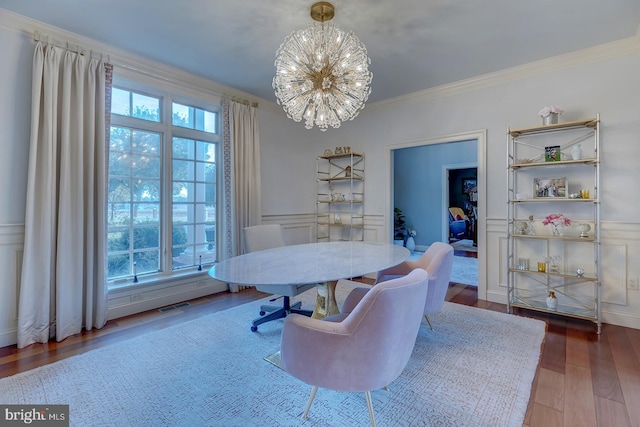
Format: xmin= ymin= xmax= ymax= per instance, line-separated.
xmin=273 ymin=2 xmax=373 ymax=131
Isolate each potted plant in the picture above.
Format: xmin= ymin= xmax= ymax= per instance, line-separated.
xmin=538 ymin=105 xmax=564 ymax=125
xmin=394 ymin=208 xmax=408 ymax=244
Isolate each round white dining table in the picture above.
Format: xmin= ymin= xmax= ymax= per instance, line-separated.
xmin=209 ymin=241 xmax=410 ymax=318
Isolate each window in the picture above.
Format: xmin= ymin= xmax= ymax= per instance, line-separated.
xmin=171 ymin=137 xmax=217 ymax=270
xmin=107 ymin=85 xmax=220 ymax=284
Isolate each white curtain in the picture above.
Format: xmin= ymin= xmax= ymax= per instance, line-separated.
xmin=18 ymin=42 xmax=111 ymax=348
xmin=222 ymin=100 xmax=261 ymax=292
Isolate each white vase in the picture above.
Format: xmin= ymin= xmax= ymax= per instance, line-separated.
xmin=406 ymin=236 xmax=416 ymax=252
xmin=546 ymin=296 xmax=558 ymax=310
xmin=571 ymin=144 xmax=582 ymax=160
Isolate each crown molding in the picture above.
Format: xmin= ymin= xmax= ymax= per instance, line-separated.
xmin=0 ymin=8 xmax=283 ymax=114
xmin=3 ymin=7 xmax=639 ymax=118
xmin=365 ymin=32 xmax=640 ymax=113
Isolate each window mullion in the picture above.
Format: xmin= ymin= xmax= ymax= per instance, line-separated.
xmin=161 ymin=97 xmax=173 ymax=275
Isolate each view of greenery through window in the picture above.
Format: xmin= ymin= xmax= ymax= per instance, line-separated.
xmin=107 ymin=87 xmax=219 ymax=282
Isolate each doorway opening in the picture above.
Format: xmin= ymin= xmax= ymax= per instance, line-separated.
xmin=387 ymin=130 xmax=486 ymax=299
xmin=445 ymin=165 xmax=477 ymax=247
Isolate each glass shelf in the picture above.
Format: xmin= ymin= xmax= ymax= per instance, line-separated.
xmin=509 ymin=158 xmax=597 ymax=169
xmin=509 ymin=268 xmax=597 ymax=281
xmin=509 ymin=117 xmax=598 ymax=137
xmin=509 ymin=198 xmax=595 ymax=203
xmin=510 ymin=299 xmax=596 ymax=321
xmin=318 ymin=176 xmax=363 ymax=182
xmin=509 ymin=233 xmax=596 ymax=242
xmin=318 ymin=152 xmax=364 ymax=160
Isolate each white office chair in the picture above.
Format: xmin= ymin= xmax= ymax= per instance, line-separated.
xmin=244 ymin=224 xmax=315 ymax=332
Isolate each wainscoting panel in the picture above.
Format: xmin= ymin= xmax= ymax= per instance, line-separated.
xmin=485 ymin=218 xmax=508 ymax=304
xmin=15 ymin=250 xmax=22 ymax=317
xmin=498 ymin=236 xmax=508 ymax=289
xmin=600 ymin=243 xmax=627 ymax=306
xmin=0 ymin=223 xmax=25 ymax=347
xmin=262 ymin=214 xmax=316 ymax=244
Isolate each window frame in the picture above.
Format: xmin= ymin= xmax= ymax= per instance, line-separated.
xmin=108 ymin=78 xmax=222 ymax=290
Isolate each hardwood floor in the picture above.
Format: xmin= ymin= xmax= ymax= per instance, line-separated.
xmin=1 ymin=278 xmax=639 ymax=426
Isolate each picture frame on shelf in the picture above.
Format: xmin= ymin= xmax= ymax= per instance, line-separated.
xmin=544 ymin=145 xmax=561 ymax=162
xmin=462 ymin=178 xmax=477 ymax=194
xmin=534 ymin=176 xmax=567 ymax=198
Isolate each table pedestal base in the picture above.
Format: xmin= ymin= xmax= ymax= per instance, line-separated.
xmin=312 ymin=281 xmax=339 ymax=319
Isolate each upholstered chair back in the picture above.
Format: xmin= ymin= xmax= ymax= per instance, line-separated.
xmin=244 ymin=224 xmax=286 ymax=253
xmin=280 ymin=268 xmax=429 ymax=393
xmin=420 ymin=243 xmax=454 ymax=316
xmin=377 ymin=242 xmax=454 ymax=319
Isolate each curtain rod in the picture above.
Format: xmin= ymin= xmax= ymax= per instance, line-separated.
xmin=225 ymin=97 xmax=259 ymax=108
xmin=33 ymin=30 xmax=111 ymax=62
xmin=33 ymin=31 xmax=258 ymax=108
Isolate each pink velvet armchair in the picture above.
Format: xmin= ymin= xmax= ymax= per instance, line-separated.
xmin=377 ymin=241 xmax=454 ymax=330
xmin=280 ymin=269 xmax=429 ymax=426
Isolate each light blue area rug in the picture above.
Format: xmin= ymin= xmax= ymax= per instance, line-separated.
xmin=450 ymin=256 xmax=479 ymax=286
xmin=0 ymin=283 xmax=544 ymax=426
xmin=409 ymin=251 xmax=479 ymax=286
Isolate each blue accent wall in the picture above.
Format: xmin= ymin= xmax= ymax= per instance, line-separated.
xmin=394 ymin=139 xmax=477 ymax=246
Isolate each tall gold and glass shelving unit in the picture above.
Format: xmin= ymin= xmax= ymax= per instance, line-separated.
xmin=316 ymin=152 xmax=364 ymax=242
xmin=506 ymin=115 xmax=601 ymax=334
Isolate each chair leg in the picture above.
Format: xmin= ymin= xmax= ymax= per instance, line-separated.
xmin=302 ymin=386 xmax=318 ymax=419
xmin=365 ymin=391 xmax=376 ymax=427
xmin=424 ymin=314 xmax=434 ymax=330
xmin=251 ymin=307 xmax=287 ymax=331
xmin=258 ymin=304 xmax=279 ymax=315
xmin=252 ymin=296 xmax=311 ymax=331
xmin=289 ymin=300 xmax=313 ymax=317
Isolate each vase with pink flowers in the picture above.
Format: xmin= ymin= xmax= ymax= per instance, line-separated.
xmin=543 ymin=213 xmax=571 ymax=236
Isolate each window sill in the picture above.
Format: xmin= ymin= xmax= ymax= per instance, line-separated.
xmin=107 ymin=266 xmax=228 ymax=320
xmin=109 ymin=266 xmax=214 ymax=293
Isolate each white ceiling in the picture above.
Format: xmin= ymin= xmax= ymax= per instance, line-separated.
xmin=1 ymin=0 xmax=639 ymax=104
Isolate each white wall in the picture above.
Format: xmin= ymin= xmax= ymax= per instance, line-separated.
xmin=1 ymin=11 xmax=639 ymax=347
xmin=268 ymin=37 xmax=640 ymax=330
xmin=0 ymin=23 xmax=33 ymax=347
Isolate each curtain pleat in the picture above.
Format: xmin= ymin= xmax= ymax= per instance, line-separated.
xmin=18 ymin=42 xmax=110 ymax=348
xmin=223 ymin=100 xmax=260 ymax=292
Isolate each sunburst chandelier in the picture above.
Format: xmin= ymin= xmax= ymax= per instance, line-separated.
xmin=272 ymin=2 xmax=373 ymax=131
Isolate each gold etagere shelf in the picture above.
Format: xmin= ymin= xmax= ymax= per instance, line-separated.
xmin=316 ymin=151 xmax=365 ymax=242
xmin=506 ymin=114 xmax=601 ymax=334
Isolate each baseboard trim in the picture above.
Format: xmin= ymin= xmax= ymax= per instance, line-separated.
xmin=601 ymin=310 xmax=640 ymax=330
xmin=0 ymin=329 xmax=17 ymax=348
